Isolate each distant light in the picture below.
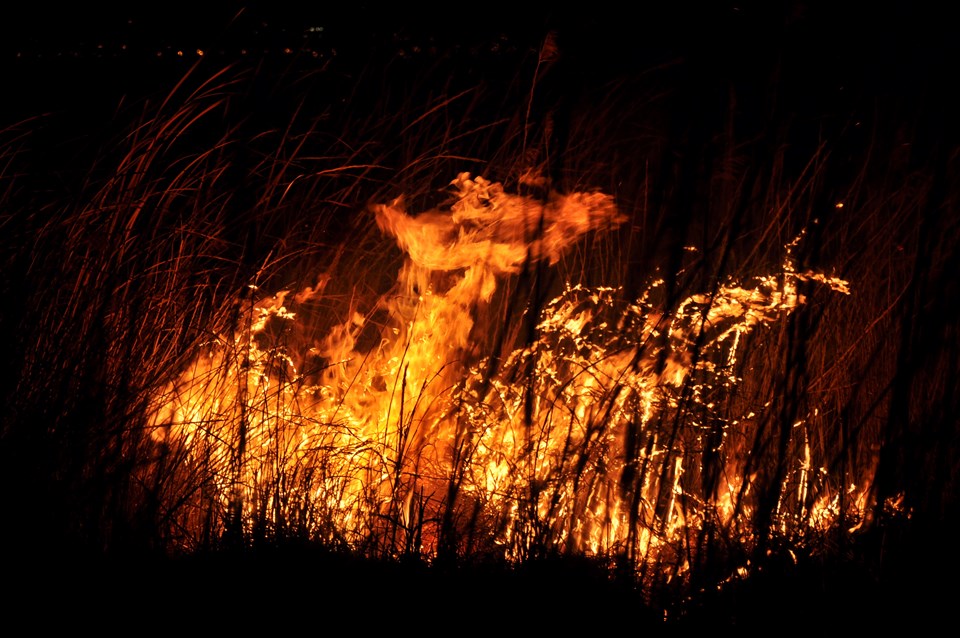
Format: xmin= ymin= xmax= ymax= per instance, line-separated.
xmin=177 ymin=50 xmax=184 ymax=57
xmin=835 ymin=202 xmax=844 ymax=209
xmin=197 ymin=49 xmax=204 ymax=56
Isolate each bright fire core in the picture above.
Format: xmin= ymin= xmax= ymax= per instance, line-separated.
xmin=148 ymin=172 xmax=863 ymax=580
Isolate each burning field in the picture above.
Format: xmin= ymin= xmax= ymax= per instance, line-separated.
xmin=1 ymin=3 xmax=958 ymax=627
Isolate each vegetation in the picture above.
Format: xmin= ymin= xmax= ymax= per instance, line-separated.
xmin=1 ymin=4 xmax=957 ymax=626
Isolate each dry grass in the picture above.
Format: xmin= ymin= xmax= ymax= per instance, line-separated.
xmin=1 ymin=11 xmax=958 ymax=624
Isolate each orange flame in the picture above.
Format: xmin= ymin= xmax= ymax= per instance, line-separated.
xmin=148 ymin=172 xmax=863 ymax=577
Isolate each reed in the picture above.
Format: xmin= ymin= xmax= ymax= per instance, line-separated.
xmin=1 ymin=8 xmax=956 ymax=624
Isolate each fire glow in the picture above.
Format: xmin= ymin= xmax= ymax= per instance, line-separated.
xmin=146 ymin=171 xmax=865 ymax=585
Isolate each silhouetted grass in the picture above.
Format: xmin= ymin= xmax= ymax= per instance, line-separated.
xmin=2 ymin=6 xmax=958 ymax=626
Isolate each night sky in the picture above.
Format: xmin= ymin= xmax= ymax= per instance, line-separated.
xmin=5 ymin=2 xmax=956 ymax=167
xmin=4 ymin=2 xmax=956 ymax=146
xmin=4 ymin=3 xmax=953 ymax=88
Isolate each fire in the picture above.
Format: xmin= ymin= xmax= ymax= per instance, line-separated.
xmin=147 ymin=171 xmax=863 ymax=581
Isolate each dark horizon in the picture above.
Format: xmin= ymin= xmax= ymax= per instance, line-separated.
xmin=5 ymin=3 xmax=955 ymax=137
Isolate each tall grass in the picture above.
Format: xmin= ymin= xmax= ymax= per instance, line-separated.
xmin=1 ymin=12 xmax=958 ymax=622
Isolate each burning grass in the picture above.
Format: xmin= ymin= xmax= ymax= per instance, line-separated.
xmin=2 ymin=20 xmax=958 ymax=624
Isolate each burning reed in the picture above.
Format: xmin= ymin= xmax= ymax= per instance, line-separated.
xmin=2 ymin=11 xmax=958 ymax=623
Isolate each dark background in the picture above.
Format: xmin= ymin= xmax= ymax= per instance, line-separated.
xmin=4 ymin=2 xmax=956 ymax=165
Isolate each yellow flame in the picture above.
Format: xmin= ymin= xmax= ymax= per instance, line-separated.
xmin=147 ymin=172 xmax=865 ymax=579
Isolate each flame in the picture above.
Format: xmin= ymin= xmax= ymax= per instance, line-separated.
xmin=147 ymin=172 xmax=866 ymax=581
